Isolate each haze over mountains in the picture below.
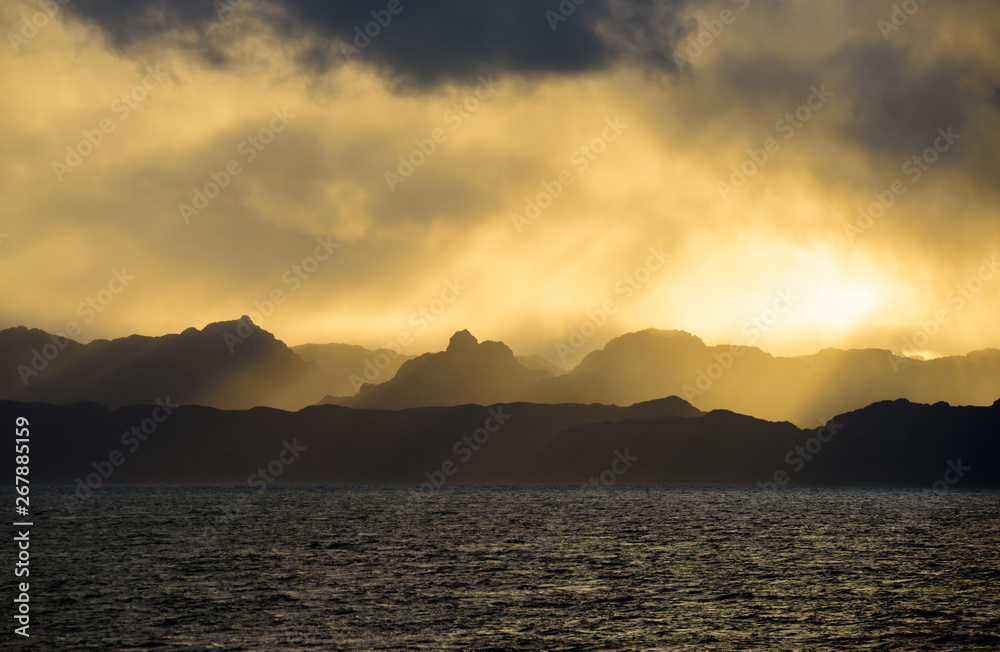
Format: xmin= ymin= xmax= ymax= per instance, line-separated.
xmin=324 ymin=328 xmax=1000 ymax=427
xmin=0 ymin=318 xmax=397 ymax=411
xmin=2 ymin=319 xmax=1000 ymax=426
xmin=529 ymin=330 xmax=1000 ymax=426
xmin=328 ymin=330 xmax=555 ymax=409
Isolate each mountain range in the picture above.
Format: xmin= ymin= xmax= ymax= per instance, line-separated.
xmin=323 ymin=328 xmax=1000 ymax=427
xmin=4 ymin=396 xmax=997 ymax=489
xmin=2 ymin=319 xmax=1000 ymax=426
xmin=0 ymin=318 xmax=405 ymax=411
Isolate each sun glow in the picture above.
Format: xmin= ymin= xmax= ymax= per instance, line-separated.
xmin=803 ymin=283 xmax=882 ymax=329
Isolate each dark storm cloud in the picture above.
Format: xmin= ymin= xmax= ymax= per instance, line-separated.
xmin=831 ymin=43 xmax=992 ymax=157
xmin=64 ymin=0 xmax=701 ymax=86
xmin=66 ymin=0 xmax=230 ymax=63
xmin=702 ymin=38 xmax=998 ymax=166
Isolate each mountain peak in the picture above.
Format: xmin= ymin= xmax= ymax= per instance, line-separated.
xmin=447 ymin=329 xmax=479 ymax=353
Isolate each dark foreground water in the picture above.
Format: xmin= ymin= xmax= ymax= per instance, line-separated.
xmin=4 ymin=487 xmax=1000 ymax=651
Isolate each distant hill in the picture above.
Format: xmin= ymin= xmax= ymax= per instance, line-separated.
xmin=324 ymin=330 xmax=554 ymax=409
xmin=529 ymin=329 xmax=1000 ymax=426
xmin=0 ymin=318 xmax=406 ymax=411
xmin=3 ymin=397 xmax=997 ymax=488
xmin=0 ymin=318 xmax=314 ymax=410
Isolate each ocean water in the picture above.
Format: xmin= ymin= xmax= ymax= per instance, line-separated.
xmin=6 ymin=486 xmax=1000 ymax=651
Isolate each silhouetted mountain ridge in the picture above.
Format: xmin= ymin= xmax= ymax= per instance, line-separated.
xmin=327 ymin=330 xmax=554 ymax=409
xmin=3 ymin=321 xmax=999 ymax=426
xmin=530 ymin=329 xmax=1000 ymax=426
xmin=0 ymin=318 xmax=404 ymax=410
xmin=2 ymin=397 xmax=996 ymax=488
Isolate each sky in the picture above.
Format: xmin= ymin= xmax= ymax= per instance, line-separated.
xmin=1 ymin=0 xmax=999 ymax=365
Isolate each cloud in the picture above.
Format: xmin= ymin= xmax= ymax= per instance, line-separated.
xmin=830 ymin=42 xmax=997 ymax=159
xmin=64 ymin=0 xmax=704 ymax=87
xmin=2 ymin=0 xmax=999 ymax=361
